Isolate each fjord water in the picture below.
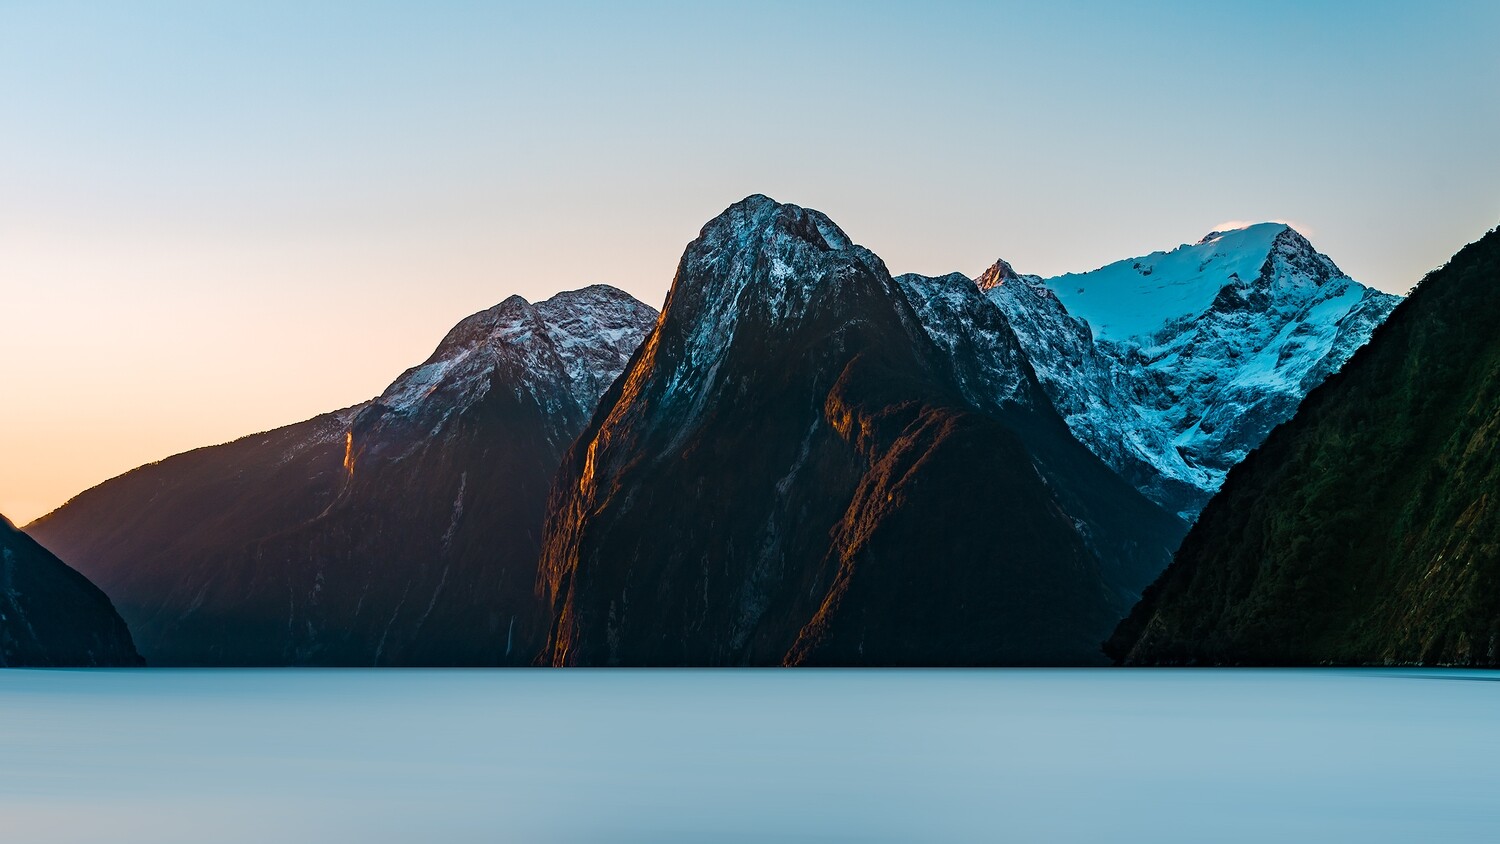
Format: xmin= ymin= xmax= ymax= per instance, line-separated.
xmin=2 ymin=670 xmax=1496 ymax=843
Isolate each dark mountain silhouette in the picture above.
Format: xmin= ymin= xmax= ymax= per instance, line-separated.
xmin=1109 ymin=225 xmax=1500 ymax=666
xmin=540 ymin=195 xmax=1184 ymax=666
xmin=29 ymin=286 xmax=656 ymax=665
xmin=0 ymin=514 xmax=140 ymax=666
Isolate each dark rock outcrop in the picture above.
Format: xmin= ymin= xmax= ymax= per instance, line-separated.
xmin=0 ymin=514 xmax=141 ymax=666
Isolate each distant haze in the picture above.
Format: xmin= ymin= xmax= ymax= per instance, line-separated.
xmin=3 ymin=1 xmax=1498 ymax=523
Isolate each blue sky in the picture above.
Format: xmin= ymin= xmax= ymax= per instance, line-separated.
xmin=3 ymin=0 xmax=1498 ymax=520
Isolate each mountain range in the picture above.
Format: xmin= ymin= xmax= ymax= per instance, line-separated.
xmin=985 ymin=224 xmax=1399 ymax=517
xmin=21 ymin=195 xmax=1410 ymax=665
xmin=29 ymin=287 xmax=656 ymax=665
xmin=1109 ymin=225 xmax=1500 ymax=666
xmin=540 ymin=196 xmax=1183 ymax=666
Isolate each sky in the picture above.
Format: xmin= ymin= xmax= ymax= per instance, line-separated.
xmin=3 ymin=0 xmax=1499 ymax=524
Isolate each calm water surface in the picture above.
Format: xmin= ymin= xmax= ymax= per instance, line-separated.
xmin=1 ymin=669 xmax=1497 ymax=842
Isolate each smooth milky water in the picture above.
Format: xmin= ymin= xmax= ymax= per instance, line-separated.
xmin=1 ymin=669 xmax=1497 ymax=843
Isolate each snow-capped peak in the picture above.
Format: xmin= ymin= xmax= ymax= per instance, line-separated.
xmin=375 ymin=285 xmax=656 ymax=423
xmin=1045 ymin=222 xmax=1312 ymax=343
xmin=1195 ymin=221 xmax=1288 ymax=246
xmin=975 ymin=258 xmax=1024 ymax=291
xmin=985 ymin=223 xmax=1400 ymax=517
xmin=667 ymin=195 xmax=861 ymax=327
xmin=651 ymin=195 xmax=892 ymax=409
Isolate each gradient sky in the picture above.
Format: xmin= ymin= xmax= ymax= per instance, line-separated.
xmin=3 ymin=1 xmax=1499 ymax=523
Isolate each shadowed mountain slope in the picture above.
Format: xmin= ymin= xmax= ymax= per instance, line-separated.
xmin=540 ymin=195 xmax=1183 ymax=666
xmin=30 ymin=286 xmax=656 ymax=665
xmin=1 ymin=514 xmax=140 ymax=666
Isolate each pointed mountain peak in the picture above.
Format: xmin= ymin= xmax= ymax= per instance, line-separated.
xmin=1042 ymin=221 xmax=1361 ymax=342
xmin=976 ymin=259 xmax=1023 ymax=291
xmin=1268 ymin=223 xmax=1317 ymax=251
xmin=1187 ymin=223 xmax=1345 ymax=283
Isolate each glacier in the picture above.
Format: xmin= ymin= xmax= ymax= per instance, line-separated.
xmin=978 ymin=223 xmax=1400 ymax=518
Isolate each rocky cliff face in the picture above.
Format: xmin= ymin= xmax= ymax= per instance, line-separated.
xmin=28 ymin=286 xmax=656 ymax=665
xmin=986 ymin=225 xmax=1400 ymax=517
xmin=1108 ymin=225 xmax=1500 ymax=666
xmin=540 ymin=195 xmax=1184 ymax=666
xmin=0 ymin=514 xmax=140 ymax=666
xmin=892 ymin=270 xmax=1189 ymax=597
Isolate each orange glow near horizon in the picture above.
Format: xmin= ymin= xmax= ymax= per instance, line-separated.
xmin=0 ymin=228 xmax=677 ymax=526
xmin=2 ymin=3 xmax=1493 ymax=526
